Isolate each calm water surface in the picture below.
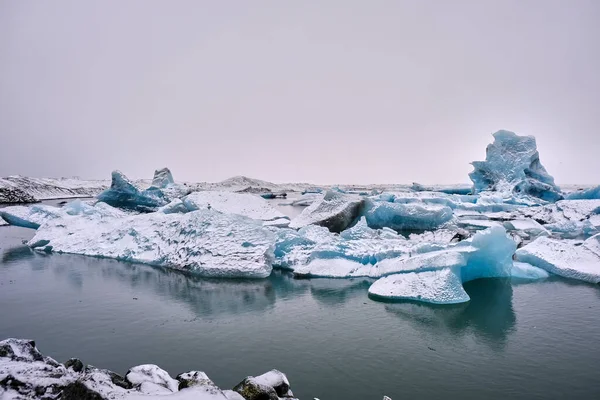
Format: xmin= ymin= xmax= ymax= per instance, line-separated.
xmin=1 ymin=211 xmax=600 ymax=399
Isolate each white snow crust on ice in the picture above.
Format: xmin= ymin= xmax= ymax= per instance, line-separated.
xmin=515 ymin=234 xmax=600 ymax=283
xmin=29 ymin=209 xmax=276 ymax=278
xmin=183 ymin=191 xmax=288 ymax=223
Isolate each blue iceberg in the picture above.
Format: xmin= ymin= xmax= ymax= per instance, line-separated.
xmin=363 ymin=199 xmax=453 ymax=232
xmin=97 ymin=170 xmax=167 ymax=211
xmin=368 ymin=226 xmax=516 ymax=304
xmin=469 ymin=130 xmax=562 ymax=202
xmin=565 ymin=185 xmax=600 ymax=200
xmin=151 ymin=167 xmax=175 ymax=188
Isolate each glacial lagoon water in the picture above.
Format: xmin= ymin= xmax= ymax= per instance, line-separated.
xmin=1 ymin=211 xmax=600 ymax=399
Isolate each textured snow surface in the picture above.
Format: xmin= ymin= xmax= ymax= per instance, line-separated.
xmin=0 ymin=175 xmax=108 ymax=202
xmin=367 ymin=227 xmax=516 ymax=303
xmin=29 ymin=209 xmax=276 ymax=278
xmin=369 ymin=268 xmax=469 ymax=304
xmin=183 ymin=191 xmax=288 ymax=223
xmin=515 ymin=235 xmax=600 ymax=283
xmin=469 ymin=130 xmax=562 ymax=201
xmin=0 ymin=339 xmax=296 ymax=400
xmin=0 ymin=204 xmax=63 ymax=229
xmin=289 ymin=190 xmax=364 ymax=232
xmin=363 ymin=200 xmax=454 ymax=231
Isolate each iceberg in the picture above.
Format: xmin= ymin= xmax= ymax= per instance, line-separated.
xmin=469 ymin=130 xmax=562 ymax=201
xmin=368 ymin=268 xmax=469 ymax=304
xmin=289 ymin=190 xmax=364 ymax=232
xmin=183 ymin=191 xmax=289 ymax=224
xmin=565 ymin=185 xmax=600 ymax=200
xmin=29 ymin=209 xmax=276 ymax=278
xmin=0 ymin=204 xmax=63 ymax=229
xmin=527 ymin=199 xmax=600 ymax=239
xmin=0 ymin=201 xmax=126 ymax=229
xmin=97 ymin=170 xmax=167 ymax=211
xmin=151 ymin=167 xmax=175 ymax=188
xmin=515 ymin=234 xmax=600 ymax=283
xmin=368 ymin=226 xmax=516 ymax=304
xmin=363 ymin=200 xmax=453 ymax=232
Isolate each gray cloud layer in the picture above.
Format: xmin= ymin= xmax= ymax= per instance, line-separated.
xmin=1 ymin=0 xmax=599 ymax=184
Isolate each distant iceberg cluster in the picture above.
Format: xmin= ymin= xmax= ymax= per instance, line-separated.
xmin=2 ymin=130 xmax=600 ymax=305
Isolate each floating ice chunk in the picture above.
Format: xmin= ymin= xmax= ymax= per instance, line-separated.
xmin=183 ymin=191 xmax=288 ymax=223
xmin=369 ymin=268 xmax=469 ymax=304
xmin=469 ymin=130 xmax=562 ymax=201
xmin=565 ymin=185 xmax=600 ymax=200
xmin=0 ymin=217 xmax=6 ymax=226
xmin=29 ymin=209 xmax=276 ymax=278
xmin=363 ymin=200 xmax=453 ymax=231
xmin=515 ymin=235 xmax=600 ymax=283
xmin=368 ymin=227 xmax=516 ymax=303
xmin=511 ymin=261 xmax=550 ymax=280
xmin=0 ymin=204 xmax=62 ymax=229
xmin=126 ymin=364 xmax=179 ymax=394
xmin=289 ymin=191 xmax=364 ymax=232
xmin=151 ymin=167 xmax=175 ymax=188
xmin=97 ymin=170 xmax=167 ymax=211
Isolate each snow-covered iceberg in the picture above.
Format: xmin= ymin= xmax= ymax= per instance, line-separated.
xmin=183 ymin=191 xmax=289 ymax=225
xmin=368 ymin=268 xmax=469 ymax=304
xmin=368 ymin=226 xmax=516 ymax=304
xmin=0 ymin=200 xmax=126 ymax=229
xmin=515 ymin=234 xmax=600 ymax=283
xmin=29 ymin=209 xmax=276 ymax=278
xmin=363 ymin=200 xmax=453 ymax=232
xmin=0 ymin=204 xmax=63 ymax=229
xmin=469 ymin=130 xmax=562 ymax=201
xmin=151 ymin=167 xmax=175 ymax=188
xmin=289 ymin=190 xmax=364 ymax=232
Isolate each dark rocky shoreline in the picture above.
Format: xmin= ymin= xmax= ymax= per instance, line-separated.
xmin=0 ymin=338 xmax=298 ymax=400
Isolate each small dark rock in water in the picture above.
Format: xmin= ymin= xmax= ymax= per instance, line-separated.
xmin=107 ymin=370 xmax=133 ymax=389
xmin=64 ymin=358 xmax=84 ymax=372
xmin=234 ymin=378 xmax=280 ymax=400
xmin=61 ymin=381 xmax=104 ymax=400
xmin=133 ymin=297 xmax=138 ymax=300
xmin=234 ymin=370 xmax=295 ymax=400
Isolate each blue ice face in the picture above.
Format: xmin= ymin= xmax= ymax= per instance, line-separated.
xmin=469 ymin=130 xmax=562 ymax=201
xmin=97 ymin=170 xmax=167 ymax=212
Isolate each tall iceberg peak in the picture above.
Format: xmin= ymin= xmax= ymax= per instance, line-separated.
xmin=469 ymin=130 xmax=562 ymax=201
xmin=151 ymin=167 xmax=175 ymax=188
xmin=97 ymin=170 xmax=167 ymax=211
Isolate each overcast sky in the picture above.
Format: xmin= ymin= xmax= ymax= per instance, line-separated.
xmin=1 ymin=0 xmax=598 ymax=185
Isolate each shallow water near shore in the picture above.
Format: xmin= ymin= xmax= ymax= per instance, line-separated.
xmin=1 ymin=223 xmax=600 ymax=399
